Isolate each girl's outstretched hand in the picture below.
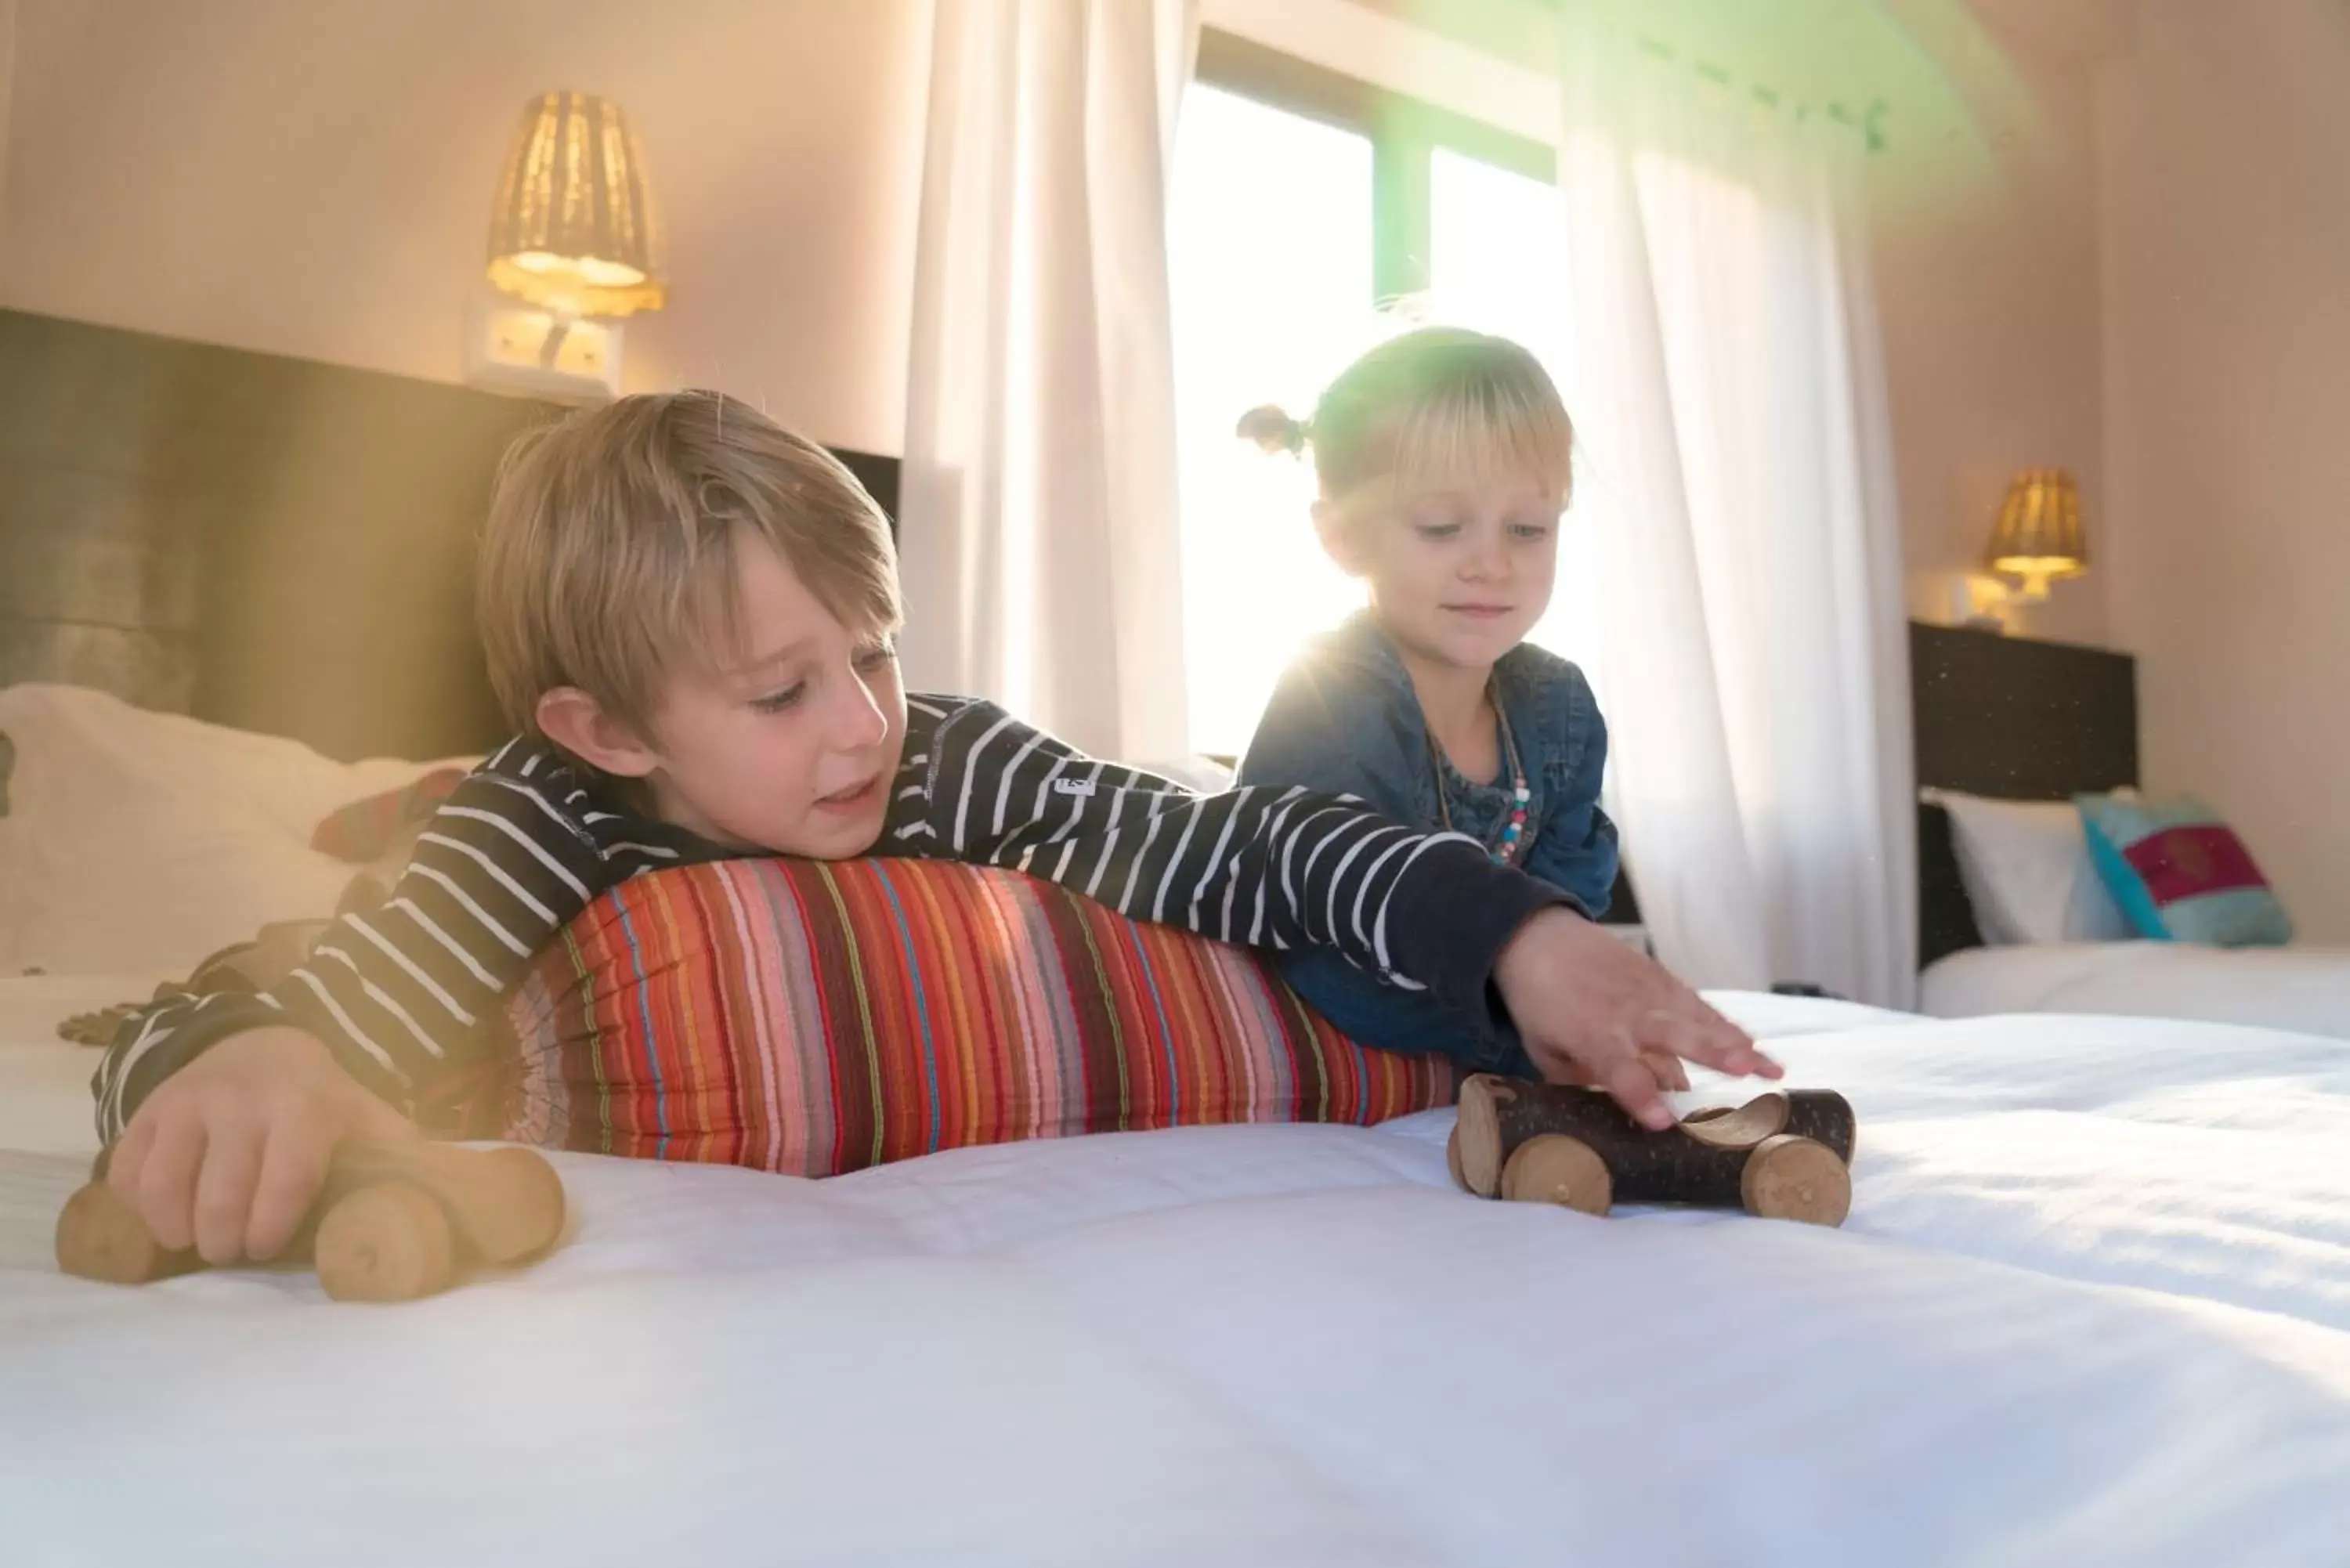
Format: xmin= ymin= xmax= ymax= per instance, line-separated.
xmin=1492 ymin=909 xmax=1781 ymax=1129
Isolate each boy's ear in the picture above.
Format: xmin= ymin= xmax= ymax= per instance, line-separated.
xmin=534 ymin=687 xmax=661 ymax=778
xmin=1312 ymin=500 xmax=1365 ymax=577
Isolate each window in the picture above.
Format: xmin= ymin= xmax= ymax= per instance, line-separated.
xmin=1169 ymin=84 xmax=1375 ymax=761
xmin=1428 ymin=148 xmax=1573 ymax=392
xmin=1170 ymin=34 xmax=1578 ymax=756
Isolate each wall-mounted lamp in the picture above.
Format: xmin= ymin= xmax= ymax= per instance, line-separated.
xmin=466 ymin=92 xmax=665 ymax=402
xmin=1986 ymin=468 xmax=2088 ymax=602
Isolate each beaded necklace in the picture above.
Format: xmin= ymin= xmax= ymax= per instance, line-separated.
xmin=1426 ymin=681 xmax=1531 ymax=865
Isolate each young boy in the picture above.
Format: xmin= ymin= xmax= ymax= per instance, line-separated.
xmin=96 ymin=390 xmax=1777 ymax=1268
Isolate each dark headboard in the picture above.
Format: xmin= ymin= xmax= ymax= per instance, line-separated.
xmin=1910 ymin=620 xmax=2138 ymax=967
xmin=0 ymin=310 xmax=897 ymax=761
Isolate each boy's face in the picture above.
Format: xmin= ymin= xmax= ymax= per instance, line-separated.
xmin=639 ymin=533 xmax=906 ymax=858
xmin=1334 ymin=476 xmax=1561 ymax=672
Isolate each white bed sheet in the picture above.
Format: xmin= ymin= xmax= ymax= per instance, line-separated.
xmin=0 ymin=973 xmax=174 ymax=1158
xmin=1922 ymin=941 xmax=2350 ymax=1040
xmin=3 ymin=980 xmax=2347 ymax=1566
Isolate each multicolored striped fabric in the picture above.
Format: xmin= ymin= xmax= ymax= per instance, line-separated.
xmin=491 ymin=858 xmax=1459 ymax=1176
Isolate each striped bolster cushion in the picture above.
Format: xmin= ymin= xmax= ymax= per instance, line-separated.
xmin=486 ymin=858 xmax=1458 ymax=1176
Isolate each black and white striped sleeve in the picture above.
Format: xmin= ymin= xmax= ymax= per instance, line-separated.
xmin=92 ymin=740 xmax=657 ymax=1142
xmin=884 ymin=698 xmax=1567 ymax=1027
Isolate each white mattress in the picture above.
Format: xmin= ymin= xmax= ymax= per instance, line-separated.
xmin=1922 ymin=941 xmax=2350 ymax=1039
xmin=3 ymin=977 xmax=2347 ymax=1566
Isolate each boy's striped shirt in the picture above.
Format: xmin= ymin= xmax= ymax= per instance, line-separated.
xmin=94 ymin=695 xmax=1563 ymax=1140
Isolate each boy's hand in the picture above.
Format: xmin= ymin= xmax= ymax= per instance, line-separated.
xmin=1494 ymin=909 xmax=1781 ymax=1130
xmin=106 ymin=1025 xmax=414 ymax=1266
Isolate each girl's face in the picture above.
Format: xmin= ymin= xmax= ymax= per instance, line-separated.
xmin=1325 ymin=475 xmax=1563 ymax=672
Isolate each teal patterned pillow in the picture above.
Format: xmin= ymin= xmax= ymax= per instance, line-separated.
xmin=2074 ymin=793 xmax=2291 ymax=947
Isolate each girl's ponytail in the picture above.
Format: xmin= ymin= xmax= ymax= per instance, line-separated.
xmin=1235 ymin=404 xmax=1309 ymax=457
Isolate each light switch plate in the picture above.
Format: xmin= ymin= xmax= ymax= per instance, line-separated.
xmin=464 ymin=298 xmax=623 ymax=403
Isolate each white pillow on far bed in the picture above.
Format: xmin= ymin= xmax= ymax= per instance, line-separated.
xmin=1925 ymin=787 xmax=2135 ymax=945
xmin=0 ymin=684 xmax=471 ymax=977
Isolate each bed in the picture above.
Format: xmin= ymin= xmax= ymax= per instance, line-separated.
xmin=2 ymin=693 xmax=2347 ymax=1565
xmin=3 ymin=325 xmax=2347 ymax=1563
xmin=5 ymin=967 xmax=2348 ymax=1565
xmin=1911 ymin=621 xmax=2350 ymax=1037
xmin=1921 ymin=940 xmax=2350 ymax=1038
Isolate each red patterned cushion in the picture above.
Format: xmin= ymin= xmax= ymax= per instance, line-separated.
xmin=488 ymin=858 xmax=1458 ymax=1176
xmin=2077 ymin=793 xmax=2292 ymax=946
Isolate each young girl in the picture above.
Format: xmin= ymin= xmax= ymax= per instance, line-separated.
xmin=1238 ymin=327 xmax=1626 ymax=1081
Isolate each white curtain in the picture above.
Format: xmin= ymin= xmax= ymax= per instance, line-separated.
xmin=898 ymin=0 xmax=1201 ymax=762
xmin=1551 ymin=42 xmax=1917 ymax=1006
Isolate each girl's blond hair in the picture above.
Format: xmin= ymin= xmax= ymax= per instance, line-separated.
xmin=1238 ymin=327 xmax=1574 ymax=514
xmin=477 ymin=389 xmax=902 ymax=740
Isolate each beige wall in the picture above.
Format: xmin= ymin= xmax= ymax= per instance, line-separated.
xmin=2099 ymin=0 xmax=2350 ymax=940
xmin=1871 ymin=2 xmax=2112 ymax=645
xmin=0 ymin=0 xmax=926 ymax=457
xmin=5 ymin=0 xmax=2120 ymax=634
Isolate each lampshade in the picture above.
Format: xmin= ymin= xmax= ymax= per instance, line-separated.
xmin=1986 ymin=467 xmax=2087 ymax=599
xmin=486 ymin=92 xmax=665 ymax=318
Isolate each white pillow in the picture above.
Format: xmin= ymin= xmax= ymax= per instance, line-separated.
xmin=0 ymin=685 xmax=472 ymax=976
xmin=1924 ymin=787 xmax=2134 ymax=946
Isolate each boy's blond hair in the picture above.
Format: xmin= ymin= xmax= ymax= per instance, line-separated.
xmin=477 ymin=389 xmax=902 ymax=739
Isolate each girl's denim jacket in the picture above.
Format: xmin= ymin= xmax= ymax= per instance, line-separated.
xmin=1237 ymin=612 xmax=1618 ymax=1075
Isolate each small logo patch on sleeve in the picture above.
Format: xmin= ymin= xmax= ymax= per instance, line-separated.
xmin=1051 ymin=777 xmax=1097 ymax=798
